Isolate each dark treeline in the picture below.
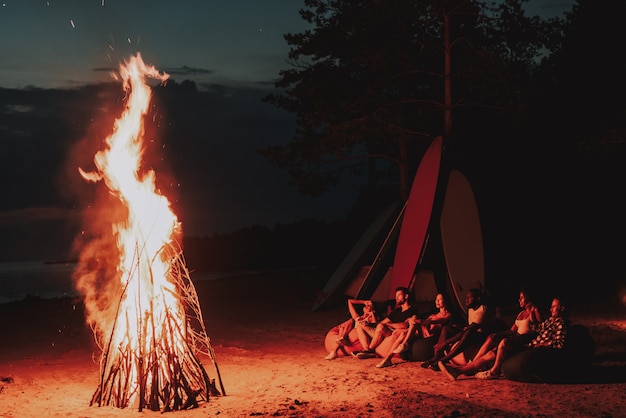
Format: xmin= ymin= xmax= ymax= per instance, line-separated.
xmin=183 ymin=220 xmax=346 ymax=273
xmin=181 ymin=189 xmax=396 ymax=275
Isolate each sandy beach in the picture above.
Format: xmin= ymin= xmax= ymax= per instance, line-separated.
xmin=0 ymin=268 xmax=625 ymax=417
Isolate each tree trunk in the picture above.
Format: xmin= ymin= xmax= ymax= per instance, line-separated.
xmin=443 ymin=2 xmax=453 ymax=139
xmin=398 ymin=135 xmax=410 ymax=201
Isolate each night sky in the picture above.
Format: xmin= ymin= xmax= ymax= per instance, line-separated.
xmin=0 ymin=0 xmax=573 ymax=89
xmin=0 ymin=0 xmax=576 ymax=262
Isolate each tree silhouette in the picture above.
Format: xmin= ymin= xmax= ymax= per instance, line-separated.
xmin=262 ymin=0 xmax=555 ymax=200
xmin=534 ymin=0 xmax=626 ymax=152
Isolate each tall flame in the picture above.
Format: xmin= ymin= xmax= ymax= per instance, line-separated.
xmin=75 ymin=53 xmax=219 ymax=411
xmin=79 ymin=53 xmax=179 ymax=347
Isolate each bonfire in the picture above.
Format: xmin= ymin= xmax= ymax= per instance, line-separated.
xmin=73 ymin=53 xmax=223 ymax=411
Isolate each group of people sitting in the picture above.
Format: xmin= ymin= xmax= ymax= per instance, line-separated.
xmin=325 ymin=285 xmax=570 ymax=381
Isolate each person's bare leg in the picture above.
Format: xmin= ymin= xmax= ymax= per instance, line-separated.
xmin=439 ymin=351 xmax=496 ymax=381
xmin=394 ymin=324 xmax=416 ymax=354
xmin=337 ymin=321 xmax=352 ymax=337
xmin=484 ymin=338 xmax=510 ymax=375
xmin=355 ymin=325 xmax=371 ymax=353
xmin=459 ymin=351 xmax=495 ymax=375
xmin=366 ymin=323 xmax=387 ymax=350
xmin=376 ymin=330 xmax=404 ymax=368
xmin=424 ymin=325 xmax=456 ymax=365
xmin=474 ymin=338 xmax=519 ymax=379
xmin=472 ymin=334 xmax=498 ymax=360
xmin=325 ymin=343 xmax=340 ymax=360
xmin=438 ymin=328 xmax=478 ymax=365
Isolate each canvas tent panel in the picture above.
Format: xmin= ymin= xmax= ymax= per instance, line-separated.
xmin=412 ymin=269 xmax=438 ymax=302
xmin=311 ymin=201 xmax=401 ymax=311
xmin=353 ymin=202 xmax=405 ymax=300
xmin=344 ymin=266 xmax=394 ymax=303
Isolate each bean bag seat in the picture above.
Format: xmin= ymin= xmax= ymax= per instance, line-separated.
xmin=400 ymin=336 xmax=436 ymax=361
xmin=501 ymin=324 xmax=595 ymax=383
xmin=374 ymin=333 xmax=401 ymax=358
xmin=324 ymin=325 xmax=363 ymax=358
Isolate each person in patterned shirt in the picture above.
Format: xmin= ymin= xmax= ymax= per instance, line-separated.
xmin=526 ymin=299 xmax=567 ymax=349
xmin=439 ymin=296 xmax=568 ymax=381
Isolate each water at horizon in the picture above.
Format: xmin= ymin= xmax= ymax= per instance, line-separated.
xmin=0 ymin=261 xmax=227 ymax=305
xmin=0 ymin=260 xmax=78 ymax=304
xmin=0 ymin=258 xmax=312 ymax=305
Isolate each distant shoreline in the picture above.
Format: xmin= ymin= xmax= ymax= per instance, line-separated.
xmin=0 ymin=263 xmax=318 ymax=306
xmin=43 ymin=259 xmax=78 ymax=265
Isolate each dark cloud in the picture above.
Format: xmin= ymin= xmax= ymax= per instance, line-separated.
xmin=92 ymin=65 xmax=214 ymax=78
xmin=92 ymin=67 xmax=118 ymax=73
xmin=163 ymin=66 xmax=213 ymax=76
xmin=0 ymin=82 xmax=362 ymax=261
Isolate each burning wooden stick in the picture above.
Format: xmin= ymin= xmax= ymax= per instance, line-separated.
xmin=90 ymin=242 xmax=222 ymax=411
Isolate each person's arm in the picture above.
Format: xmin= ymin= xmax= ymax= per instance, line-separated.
xmin=347 ymin=299 xmax=370 ymax=320
xmin=434 ymin=333 xmax=461 ymax=352
xmin=424 ymin=311 xmax=452 ymax=326
xmin=434 ymin=326 xmax=465 ymax=351
xmin=531 ymin=306 xmax=542 ymax=327
xmin=379 ymin=317 xmax=391 ymax=325
xmin=400 ymin=319 xmax=418 ymax=344
xmin=386 ymin=320 xmax=409 ymax=330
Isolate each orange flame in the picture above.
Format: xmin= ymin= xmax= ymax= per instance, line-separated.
xmin=79 ymin=53 xmax=178 ymax=337
xmin=75 ymin=54 xmax=214 ymax=410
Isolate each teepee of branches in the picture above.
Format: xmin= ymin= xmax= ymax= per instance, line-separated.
xmin=89 ymin=242 xmax=225 ymax=411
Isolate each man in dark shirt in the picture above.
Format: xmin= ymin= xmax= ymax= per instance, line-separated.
xmin=353 ymin=286 xmax=418 ymax=359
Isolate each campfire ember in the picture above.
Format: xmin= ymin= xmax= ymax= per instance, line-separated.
xmin=73 ymin=53 xmax=222 ymax=411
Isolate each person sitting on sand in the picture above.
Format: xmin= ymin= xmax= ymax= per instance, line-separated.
xmin=353 ymin=286 xmax=418 ymax=360
xmin=439 ymin=296 xmax=568 ymax=381
xmin=468 ymin=286 xmax=542 ymax=362
xmin=375 ymin=292 xmax=453 ymax=368
xmin=421 ymin=288 xmax=493 ymax=371
xmin=325 ymin=298 xmax=380 ymax=360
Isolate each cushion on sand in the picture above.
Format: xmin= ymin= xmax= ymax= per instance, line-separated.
xmin=400 ymin=336 xmax=436 ymax=361
xmin=324 ymin=326 xmax=363 ymax=357
xmin=501 ymin=324 xmax=595 ymax=383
